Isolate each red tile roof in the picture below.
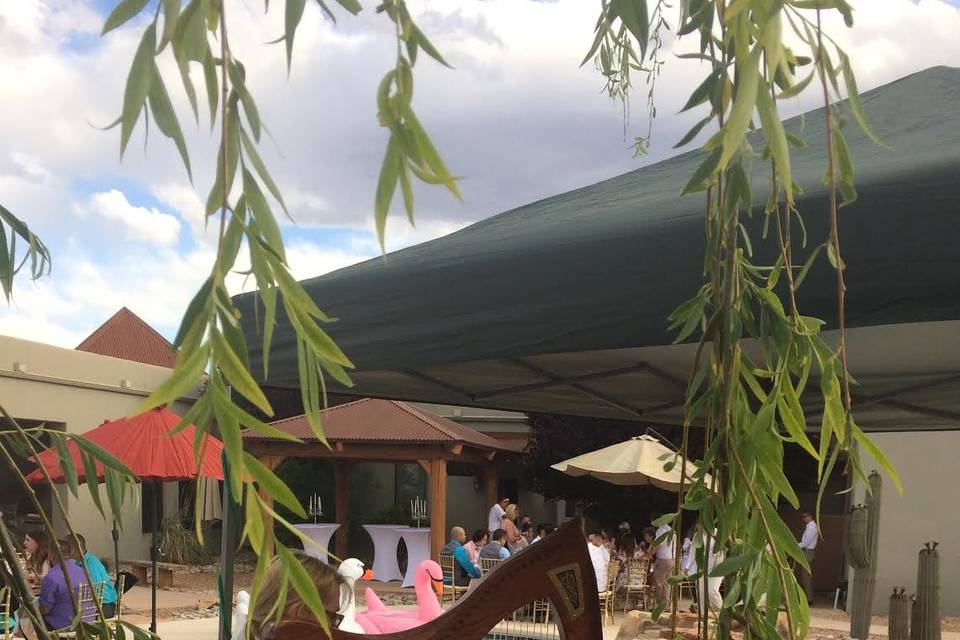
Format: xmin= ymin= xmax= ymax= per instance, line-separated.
xmin=245 ymin=398 xmax=524 ymax=452
xmin=76 ymin=307 xmax=176 ymax=368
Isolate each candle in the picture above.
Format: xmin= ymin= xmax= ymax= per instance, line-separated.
xmin=318 ymin=496 xmax=322 ymax=513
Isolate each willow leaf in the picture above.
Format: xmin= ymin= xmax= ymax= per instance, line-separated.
xmin=102 ymin=0 xmax=150 ymax=35
xmin=120 ymin=25 xmax=156 ymax=157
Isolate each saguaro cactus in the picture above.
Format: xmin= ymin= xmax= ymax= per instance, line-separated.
xmin=911 ymin=542 xmax=941 ymax=640
xmin=847 ymin=471 xmax=882 ymax=640
xmin=889 ymin=587 xmax=911 ymax=640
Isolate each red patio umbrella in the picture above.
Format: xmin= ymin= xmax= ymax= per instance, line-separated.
xmin=27 ymin=406 xmax=223 ymax=633
xmin=26 ymin=406 xmax=223 ymax=483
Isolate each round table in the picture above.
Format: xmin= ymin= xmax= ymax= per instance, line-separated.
xmin=292 ymin=523 xmax=340 ymax=564
xmin=363 ymin=525 xmax=407 ymax=583
xmin=397 ymin=527 xmax=432 ymax=588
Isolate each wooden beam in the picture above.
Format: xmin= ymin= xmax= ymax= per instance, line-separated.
xmin=334 ymin=461 xmax=350 ymax=558
xmin=428 ymin=458 xmax=447 ymax=562
xmin=245 ymin=442 xmax=455 ymax=462
xmin=447 ymin=443 xmax=464 ymax=456
xmin=481 ymin=464 xmax=498 ymax=529
xmin=417 ymin=459 xmax=430 ymax=474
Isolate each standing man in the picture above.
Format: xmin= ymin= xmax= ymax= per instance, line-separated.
xmin=796 ymin=511 xmax=818 ymax=604
xmin=649 ymin=516 xmax=674 ymax=606
xmin=488 ymin=497 xmax=510 ymax=537
xmin=587 ymin=531 xmax=609 ymax=593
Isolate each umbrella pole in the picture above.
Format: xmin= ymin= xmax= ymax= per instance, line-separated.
xmin=112 ymin=520 xmax=120 ymax=580
xmin=150 ymin=480 xmax=160 ymax=634
xmin=218 ymin=452 xmax=237 ymax=640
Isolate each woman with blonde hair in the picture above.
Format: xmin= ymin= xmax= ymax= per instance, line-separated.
xmin=243 ymin=552 xmax=345 ymax=639
xmin=502 ymin=504 xmax=528 ymax=555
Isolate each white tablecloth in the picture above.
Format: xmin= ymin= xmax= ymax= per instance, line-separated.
xmin=363 ymin=525 xmax=407 ymax=583
xmin=293 ymin=523 xmax=340 ymax=564
xmin=398 ymin=527 xmax=432 ymax=588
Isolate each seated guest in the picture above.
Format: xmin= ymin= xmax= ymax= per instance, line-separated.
xmin=440 ymin=527 xmax=481 ymax=587
xmin=531 ymin=524 xmax=547 ymax=544
xmin=586 ymin=531 xmax=608 ymax=593
xmin=479 ymin=529 xmax=511 ymax=560
xmin=248 ymin=552 xmax=344 ymax=638
xmin=463 ymin=529 xmax=487 ymax=564
xmin=39 ymin=539 xmax=91 ymax=631
xmin=23 ymin=528 xmax=52 ymax=589
xmin=640 ymin=526 xmax=656 ymax=553
xmin=519 ymin=522 xmax=533 ymax=543
xmin=71 ymin=534 xmax=118 ymax=618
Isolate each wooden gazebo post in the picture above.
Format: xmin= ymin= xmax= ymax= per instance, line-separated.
xmin=480 ymin=463 xmax=498 ymax=526
xmin=334 ymin=461 xmax=350 ymax=557
xmin=428 ymin=457 xmax=447 ymax=561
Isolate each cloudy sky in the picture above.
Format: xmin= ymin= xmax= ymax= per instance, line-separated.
xmin=0 ymin=0 xmax=958 ymax=347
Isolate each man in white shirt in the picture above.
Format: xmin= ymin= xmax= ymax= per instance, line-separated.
xmin=687 ymin=527 xmax=725 ymax=612
xmin=650 ymin=517 xmax=675 ymax=606
xmin=488 ymin=497 xmax=510 ymax=536
xmin=796 ymin=512 xmax=818 ymax=604
xmin=587 ymin=532 xmax=608 ymax=593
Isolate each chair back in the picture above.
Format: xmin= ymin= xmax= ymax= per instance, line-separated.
xmin=625 ymin=557 xmax=650 ymax=589
xmin=605 ymin=559 xmax=619 ymax=593
xmin=438 ymin=554 xmax=456 ymax=584
xmin=76 ymin=583 xmax=96 ymax=622
xmin=114 ymin=573 xmax=126 ymax=619
xmin=478 ymin=557 xmax=503 ymax=574
xmin=2 ymin=587 xmax=12 ymax=640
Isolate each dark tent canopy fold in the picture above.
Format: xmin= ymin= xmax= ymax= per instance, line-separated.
xmin=235 ymin=66 xmax=960 ymax=431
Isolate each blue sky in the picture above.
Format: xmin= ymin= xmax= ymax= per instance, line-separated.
xmin=1 ymin=0 xmax=959 ymax=347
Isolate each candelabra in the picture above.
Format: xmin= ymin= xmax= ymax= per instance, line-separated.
xmin=410 ymin=496 xmax=427 ymax=528
xmin=308 ymin=493 xmax=323 ymax=524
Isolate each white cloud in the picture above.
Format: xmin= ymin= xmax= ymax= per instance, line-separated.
xmin=75 ymin=189 xmax=182 ymax=246
xmin=153 ymin=182 xmax=210 ymax=241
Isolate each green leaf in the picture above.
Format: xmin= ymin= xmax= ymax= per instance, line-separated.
xmin=277 ymin=545 xmax=331 ymax=635
xmin=839 ymin=52 xmax=882 ymax=146
xmin=104 ymin=469 xmax=125 ymax=532
xmin=148 ymin=62 xmax=193 ymax=179
xmin=719 ymin=45 xmax=762 ymax=169
xmin=202 ymin=49 xmax=219 ymax=129
xmin=681 ymin=147 xmax=722 ymax=195
xmin=759 ymin=494 xmax=807 ymax=568
xmin=228 ymin=61 xmax=262 ymax=141
xmin=119 ymin=24 xmax=157 ymax=157
xmin=756 ymin=79 xmax=792 ymax=204
xmin=333 ymin=0 xmax=362 ymax=15
xmin=398 ymin=161 xmax=415 ymax=225
xmin=54 ymin=434 xmax=80 ymax=498
xmin=102 ymin=0 xmax=150 ymax=35
xmin=140 ymin=343 xmax=207 ymax=411
xmin=411 ymin=24 xmax=451 ymax=68
xmin=211 ymin=329 xmax=273 ymax=416
xmin=674 ymin=115 xmax=712 ymax=148
xmin=834 ymin=127 xmax=857 ymax=205
xmin=239 ymin=127 xmax=288 ymax=216
xmin=285 ymin=0 xmax=307 ymax=71
xmin=173 ymin=276 xmax=213 ymax=349
xmin=210 ymin=380 xmax=244 ymax=497
xmin=282 ymin=297 xmax=354 ymax=368
xmin=159 ymin=0 xmax=181 ymax=51
xmin=851 ymin=421 xmax=902 ymax=494
xmin=374 ymin=137 xmax=401 ymax=250
xmin=80 ymin=451 xmax=105 ymax=517
xmin=709 ymin=552 xmax=755 ymax=577
xmin=68 ymin=434 xmax=135 ymax=476
xmin=244 ymin=453 xmax=306 ymax=517
xmin=680 ymin=72 xmax=718 ymax=113
xmin=244 ymin=168 xmax=285 ymax=259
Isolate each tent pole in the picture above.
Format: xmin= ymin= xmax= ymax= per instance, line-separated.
xmin=218 ymin=452 xmax=236 ymax=640
xmin=111 ymin=520 xmax=120 ymax=580
xmin=150 ymin=480 xmax=159 ymax=634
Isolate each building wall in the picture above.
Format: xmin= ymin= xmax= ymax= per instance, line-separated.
xmin=0 ymin=336 xmax=201 ymax=562
xmin=855 ymin=431 xmax=960 ymax=614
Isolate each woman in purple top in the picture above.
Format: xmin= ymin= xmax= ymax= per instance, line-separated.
xmin=38 ymin=551 xmax=91 ymax=631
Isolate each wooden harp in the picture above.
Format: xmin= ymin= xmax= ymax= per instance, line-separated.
xmin=268 ymin=517 xmax=602 ymax=640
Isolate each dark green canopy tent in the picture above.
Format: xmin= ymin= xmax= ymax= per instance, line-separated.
xmin=235 ymin=66 xmax=960 ymax=432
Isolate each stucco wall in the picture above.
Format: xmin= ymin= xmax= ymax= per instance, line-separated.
xmin=854 ymin=431 xmax=960 ymax=614
xmin=0 ymin=335 xmax=201 ymax=562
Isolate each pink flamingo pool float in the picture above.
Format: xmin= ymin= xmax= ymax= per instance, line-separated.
xmin=354 ymin=560 xmax=444 ymax=634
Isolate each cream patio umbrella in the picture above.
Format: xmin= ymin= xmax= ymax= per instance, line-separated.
xmin=550 ymin=434 xmax=710 ymax=491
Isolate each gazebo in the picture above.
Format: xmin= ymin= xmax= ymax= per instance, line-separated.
xmin=242 ymin=398 xmax=523 ymax=562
